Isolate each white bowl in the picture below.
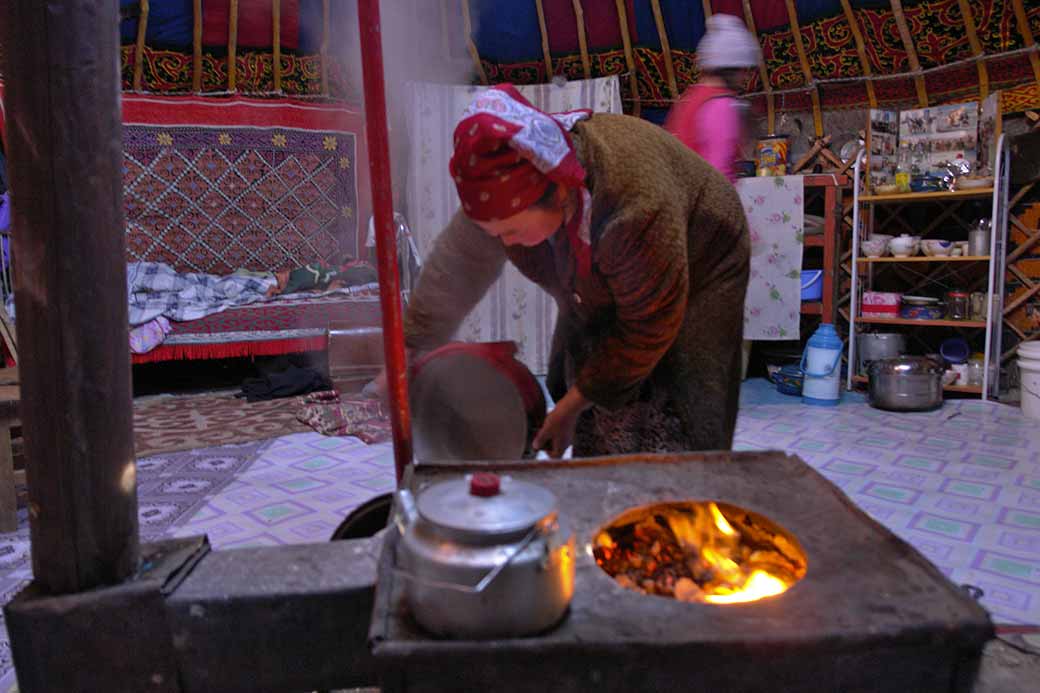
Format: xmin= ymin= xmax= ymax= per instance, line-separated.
xmin=889 ymin=235 xmax=919 ymax=257
xmin=861 ymin=238 xmax=888 ymax=258
xmin=921 ymin=239 xmax=953 ymax=257
xmin=956 ymin=176 xmax=993 ymax=190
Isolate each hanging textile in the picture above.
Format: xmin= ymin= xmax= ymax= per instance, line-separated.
xmin=736 ymin=175 xmax=805 ymax=341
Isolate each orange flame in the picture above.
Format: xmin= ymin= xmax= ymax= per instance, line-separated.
xmin=655 ymin=502 xmax=796 ymax=603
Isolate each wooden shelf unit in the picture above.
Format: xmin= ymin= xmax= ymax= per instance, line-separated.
xmin=847 ymin=141 xmax=1010 ymax=403
xmin=859 ymin=188 xmax=994 ymax=204
xmin=856 ymin=317 xmax=987 ymax=328
xmin=856 ymin=256 xmax=990 ymax=264
xmin=800 ymin=175 xmax=849 ymax=326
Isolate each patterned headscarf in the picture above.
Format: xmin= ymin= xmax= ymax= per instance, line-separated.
xmin=450 ymin=84 xmax=593 ymax=275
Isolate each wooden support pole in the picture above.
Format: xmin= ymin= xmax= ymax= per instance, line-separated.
xmin=193 ymin=0 xmax=203 ymax=92
xmin=535 ymin=0 xmax=554 ymax=79
xmin=357 ymin=0 xmax=414 ymax=482
xmin=839 ymin=0 xmax=876 ymax=108
xmin=614 ymin=0 xmax=640 ymax=117
xmin=0 ymin=0 xmax=139 ymax=593
xmin=462 ymin=0 xmax=489 ymax=85
xmin=650 ymin=0 xmax=679 ymax=99
xmin=321 ymin=0 xmax=330 ymax=95
xmin=701 ymin=0 xmax=713 ymax=19
xmin=133 ymin=0 xmax=149 ymax=91
xmin=742 ymin=0 xmax=775 ymax=134
xmin=273 ymin=0 xmax=282 ymax=92
xmin=785 ymin=0 xmax=823 ymax=137
xmin=1012 ymin=0 xmax=1040 ymax=90
xmin=572 ymin=0 xmax=592 ymax=80
xmin=890 ymin=0 xmax=928 ymax=107
xmin=956 ymin=0 xmax=988 ymax=99
xmin=228 ymin=0 xmax=240 ymax=92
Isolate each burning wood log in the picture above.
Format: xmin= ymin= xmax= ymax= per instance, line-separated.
xmin=593 ymin=502 xmax=807 ymax=603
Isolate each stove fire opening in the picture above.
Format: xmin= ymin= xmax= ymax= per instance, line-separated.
xmin=593 ymin=501 xmax=808 ymax=604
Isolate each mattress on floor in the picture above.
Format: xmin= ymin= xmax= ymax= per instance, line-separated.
xmin=132 ymin=293 xmax=383 ymax=363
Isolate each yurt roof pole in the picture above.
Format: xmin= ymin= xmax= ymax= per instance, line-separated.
xmin=358 ymin=0 xmax=413 ymax=483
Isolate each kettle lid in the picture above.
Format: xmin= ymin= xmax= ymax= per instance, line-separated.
xmin=415 ymin=474 xmax=558 ymax=542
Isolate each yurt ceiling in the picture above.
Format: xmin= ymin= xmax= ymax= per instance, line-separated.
xmin=2 ymin=1 xmax=1039 ymax=122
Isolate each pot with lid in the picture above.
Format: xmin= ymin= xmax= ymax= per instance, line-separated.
xmin=393 ymin=472 xmax=575 ymax=638
xmin=868 ymin=356 xmax=944 ymax=412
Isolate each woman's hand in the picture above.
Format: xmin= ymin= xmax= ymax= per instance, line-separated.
xmin=363 ymin=349 xmax=417 ymax=402
xmin=362 ymin=368 xmax=388 ymax=401
xmin=532 ymin=386 xmax=591 ymax=459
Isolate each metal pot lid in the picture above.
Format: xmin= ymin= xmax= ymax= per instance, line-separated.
xmin=869 ymin=356 xmax=943 ymax=376
xmin=410 ymin=351 xmax=528 ymax=462
xmin=901 ymin=295 xmax=940 ymax=305
xmin=415 ymin=474 xmax=558 ymax=542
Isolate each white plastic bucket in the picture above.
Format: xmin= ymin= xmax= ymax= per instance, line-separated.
xmin=1018 ymin=342 xmax=1040 ymax=421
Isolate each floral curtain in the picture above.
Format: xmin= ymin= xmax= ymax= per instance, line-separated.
xmin=404 ymin=77 xmax=623 ymax=375
xmin=736 ymin=175 xmax=805 ymax=341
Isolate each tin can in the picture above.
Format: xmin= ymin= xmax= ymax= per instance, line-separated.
xmin=756 ymin=136 xmax=789 ymax=176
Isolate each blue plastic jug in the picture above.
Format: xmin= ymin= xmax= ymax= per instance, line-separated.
xmin=800 ymin=324 xmax=843 ymax=406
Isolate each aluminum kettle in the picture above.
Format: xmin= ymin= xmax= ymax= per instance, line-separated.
xmin=392 ymin=473 xmax=575 ymax=638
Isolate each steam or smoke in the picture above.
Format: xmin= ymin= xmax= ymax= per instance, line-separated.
xmin=340 ymin=1 xmax=478 ymax=208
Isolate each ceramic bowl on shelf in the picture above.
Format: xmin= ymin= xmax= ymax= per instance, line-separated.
xmin=955 ymin=176 xmax=993 ymax=190
xmin=921 ymin=239 xmax=953 ymax=257
xmin=861 ymin=238 xmax=888 ymax=258
xmin=889 ymin=235 xmax=919 ymax=257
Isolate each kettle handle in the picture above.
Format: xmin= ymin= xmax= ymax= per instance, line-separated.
xmin=392 ymin=515 xmax=558 ymax=595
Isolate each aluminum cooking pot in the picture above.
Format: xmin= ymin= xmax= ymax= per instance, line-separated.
xmin=393 ymin=473 xmax=575 ymax=639
xmin=856 ymin=333 xmax=906 ymax=375
xmin=868 ymin=356 xmax=944 ymax=412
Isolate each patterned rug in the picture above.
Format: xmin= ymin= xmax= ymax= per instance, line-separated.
xmin=172 ymin=432 xmax=395 ymax=549
xmin=0 ymin=439 xmax=274 ymax=690
xmin=133 ymin=391 xmax=310 ymax=458
xmin=121 ymin=95 xmax=363 ymax=275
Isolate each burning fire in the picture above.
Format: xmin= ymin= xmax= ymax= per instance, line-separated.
xmin=593 ymin=501 xmax=807 ymax=604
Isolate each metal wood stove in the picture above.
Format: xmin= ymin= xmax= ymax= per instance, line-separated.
xmin=370 ymin=451 xmax=993 ymax=693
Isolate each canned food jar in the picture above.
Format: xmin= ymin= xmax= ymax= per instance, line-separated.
xmin=946 ymin=291 xmax=969 ymax=320
xmin=755 ymin=136 xmax=789 ymax=176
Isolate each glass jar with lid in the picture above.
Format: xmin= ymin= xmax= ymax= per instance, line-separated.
xmin=946 ymin=291 xmax=969 ymax=320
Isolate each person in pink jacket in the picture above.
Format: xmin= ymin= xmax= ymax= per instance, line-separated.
xmin=664 ymin=14 xmax=760 ymax=182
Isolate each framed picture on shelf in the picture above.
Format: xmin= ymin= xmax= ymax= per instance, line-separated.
xmin=898 ymin=103 xmax=978 ymax=175
xmin=866 ymin=109 xmax=899 ymax=188
xmin=978 ymin=92 xmax=1000 ymax=175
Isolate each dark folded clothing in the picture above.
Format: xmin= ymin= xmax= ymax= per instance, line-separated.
xmin=238 ymin=365 xmax=331 ymax=402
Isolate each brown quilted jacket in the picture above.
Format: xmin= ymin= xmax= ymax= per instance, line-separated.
xmin=404 ymin=113 xmax=749 ymax=450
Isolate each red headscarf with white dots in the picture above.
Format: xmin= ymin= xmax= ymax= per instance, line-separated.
xmin=450 ymin=84 xmax=590 ymax=219
xmin=450 ymin=84 xmax=592 ymax=274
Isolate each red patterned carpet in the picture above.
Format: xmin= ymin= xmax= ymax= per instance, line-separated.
xmin=132 ymin=391 xmax=311 ymax=458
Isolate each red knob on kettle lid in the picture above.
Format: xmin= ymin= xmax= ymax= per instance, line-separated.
xmin=469 ymin=472 xmax=500 ymax=497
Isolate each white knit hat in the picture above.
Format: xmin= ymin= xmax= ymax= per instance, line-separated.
xmin=697 ymin=13 xmax=760 ymax=70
